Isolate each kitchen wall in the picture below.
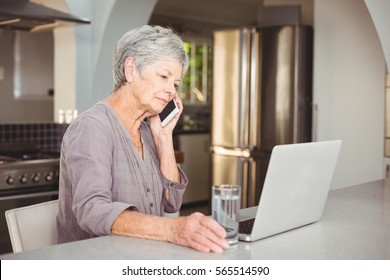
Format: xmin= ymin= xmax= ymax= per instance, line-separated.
xmin=17 ymin=0 xmax=159 ymax=122
xmin=263 ymin=0 xmax=385 ymax=190
xmin=65 ymin=0 xmax=158 ymax=113
xmin=26 ymin=0 xmax=386 ymax=190
xmin=0 ymin=123 xmax=67 ymax=152
xmin=0 ymin=0 xmax=78 ymax=124
xmin=313 ymin=0 xmax=385 ymax=188
xmin=364 ymin=0 xmax=390 ymax=73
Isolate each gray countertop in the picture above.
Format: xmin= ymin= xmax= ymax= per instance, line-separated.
xmin=1 ymin=179 xmax=390 ymax=260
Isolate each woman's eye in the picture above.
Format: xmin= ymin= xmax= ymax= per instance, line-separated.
xmin=174 ymin=84 xmax=179 ymax=90
xmin=161 ymin=75 xmax=167 ymax=79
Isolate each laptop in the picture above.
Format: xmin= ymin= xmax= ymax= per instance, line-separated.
xmin=238 ymin=140 xmax=342 ymax=242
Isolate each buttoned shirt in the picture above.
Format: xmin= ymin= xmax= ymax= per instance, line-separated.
xmin=56 ymin=100 xmax=187 ymax=243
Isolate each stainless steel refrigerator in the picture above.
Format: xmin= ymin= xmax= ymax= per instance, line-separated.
xmin=211 ymin=25 xmax=313 ymax=208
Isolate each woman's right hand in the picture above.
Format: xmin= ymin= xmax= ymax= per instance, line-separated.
xmin=112 ymin=210 xmax=228 ymax=253
xmin=168 ymin=212 xmax=228 ymax=253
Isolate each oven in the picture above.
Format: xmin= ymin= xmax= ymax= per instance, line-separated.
xmin=0 ymin=143 xmax=59 ymax=254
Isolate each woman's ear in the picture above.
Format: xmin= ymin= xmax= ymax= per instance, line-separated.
xmin=124 ymin=57 xmax=135 ymax=83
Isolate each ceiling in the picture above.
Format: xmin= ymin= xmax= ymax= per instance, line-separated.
xmin=149 ymin=0 xmax=265 ymax=39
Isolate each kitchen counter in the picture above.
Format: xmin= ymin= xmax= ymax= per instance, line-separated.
xmin=1 ymin=179 xmax=389 ymax=260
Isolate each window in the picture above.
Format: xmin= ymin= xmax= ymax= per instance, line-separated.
xmin=179 ymin=40 xmax=213 ymax=104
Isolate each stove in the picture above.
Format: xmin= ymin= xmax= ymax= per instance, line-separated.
xmin=0 ymin=146 xmax=60 ymax=192
xmin=0 ymin=142 xmax=60 ymax=254
xmin=0 ymin=157 xmax=60 ymax=192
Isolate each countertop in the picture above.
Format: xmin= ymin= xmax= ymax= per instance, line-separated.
xmin=1 ymin=179 xmax=389 ymax=260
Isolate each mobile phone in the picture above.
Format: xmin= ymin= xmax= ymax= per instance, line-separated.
xmin=159 ymin=99 xmax=179 ymax=127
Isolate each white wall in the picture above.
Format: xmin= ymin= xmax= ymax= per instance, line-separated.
xmin=314 ymin=0 xmax=386 ymax=189
xmin=364 ymin=0 xmax=390 ymax=72
xmin=65 ymin=0 xmax=158 ymax=112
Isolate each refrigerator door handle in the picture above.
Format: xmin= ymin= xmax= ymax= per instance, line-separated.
xmin=240 ymin=158 xmax=257 ymax=208
xmin=239 ymin=28 xmax=251 ymax=147
xmin=249 ymin=28 xmax=260 ymax=148
xmin=241 ymin=158 xmax=249 ymax=208
xmin=247 ymin=158 xmax=257 ymax=207
xmin=211 ymin=146 xmax=251 ymax=158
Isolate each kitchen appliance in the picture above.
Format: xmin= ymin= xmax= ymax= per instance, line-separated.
xmin=0 ymin=142 xmax=59 ymax=254
xmin=211 ymin=25 xmax=313 ymax=208
xmin=0 ymin=0 xmax=90 ymax=32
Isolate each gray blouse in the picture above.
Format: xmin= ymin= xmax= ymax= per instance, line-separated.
xmin=56 ymin=100 xmax=188 ymax=243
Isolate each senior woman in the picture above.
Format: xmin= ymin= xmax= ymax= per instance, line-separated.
xmin=56 ymin=25 xmax=227 ymax=253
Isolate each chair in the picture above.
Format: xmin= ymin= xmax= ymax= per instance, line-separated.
xmin=5 ymin=199 xmax=58 ymax=253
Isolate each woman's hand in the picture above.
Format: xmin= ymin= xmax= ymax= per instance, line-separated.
xmin=168 ymin=212 xmax=228 ymax=253
xmin=148 ymin=95 xmax=182 ymax=183
xmin=112 ymin=210 xmax=228 ymax=253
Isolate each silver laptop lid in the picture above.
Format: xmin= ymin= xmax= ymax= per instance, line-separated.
xmin=240 ymin=140 xmax=342 ymax=241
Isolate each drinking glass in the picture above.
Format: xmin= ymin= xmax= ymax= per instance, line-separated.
xmin=212 ymin=184 xmax=241 ymax=247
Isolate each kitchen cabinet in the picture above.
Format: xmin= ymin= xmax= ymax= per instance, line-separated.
xmin=13 ymin=31 xmax=54 ymax=99
xmin=177 ymin=133 xmax=211 ymax=204
xmin=0 ymin=30 xmax=54 ymax=123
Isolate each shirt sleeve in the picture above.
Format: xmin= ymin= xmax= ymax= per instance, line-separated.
xmin=139 ymin=122 xmax=189 ymax=214
xmin=63 ymin=117 xmax=134 ymax=236
xmin=161 ymin=165 xmax=188 ymax=213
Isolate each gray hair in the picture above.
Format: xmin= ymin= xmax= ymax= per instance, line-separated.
xmin=112 ymin=25 xmax=189 ymax=91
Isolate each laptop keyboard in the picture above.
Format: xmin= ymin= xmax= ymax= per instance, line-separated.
xmin=239 ymin=218 xmax=255 ymax=234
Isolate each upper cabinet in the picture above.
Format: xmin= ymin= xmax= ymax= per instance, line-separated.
xmin=13 ymin=31 xmax=54 ymax=100
xmin=0 ymin=30 xmax=54 ymax=124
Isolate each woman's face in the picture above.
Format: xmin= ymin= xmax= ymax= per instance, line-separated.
xmin=131 ymin=60 xmax=182 ymax=115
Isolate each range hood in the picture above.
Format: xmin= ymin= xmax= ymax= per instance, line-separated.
xmin=0 ymin=0 xmax=90 ymax=32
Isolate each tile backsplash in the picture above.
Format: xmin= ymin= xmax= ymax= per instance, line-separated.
xmin=0 ymin=123 xmax=68 ymax=153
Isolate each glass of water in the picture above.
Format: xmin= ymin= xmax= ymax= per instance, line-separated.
xmin=212 ymin=184 xmax=241 ymax=247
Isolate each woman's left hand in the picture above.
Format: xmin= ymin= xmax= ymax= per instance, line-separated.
xmin=149 ymin=95 xmax=182 ymax=183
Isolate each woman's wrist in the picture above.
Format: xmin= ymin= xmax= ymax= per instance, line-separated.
xmin=154 ymin=134 xmax=174 ymax=156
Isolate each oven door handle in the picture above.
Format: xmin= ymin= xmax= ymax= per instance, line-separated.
xmin=0 ymin=190 xmax=58 ymax=201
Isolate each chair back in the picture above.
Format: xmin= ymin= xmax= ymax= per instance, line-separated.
xmin=5 ymin=199 xmax=58 ymax=253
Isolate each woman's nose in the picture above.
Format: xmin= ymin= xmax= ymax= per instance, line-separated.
xmin=164 ymin=83 xmax=176 ymax=95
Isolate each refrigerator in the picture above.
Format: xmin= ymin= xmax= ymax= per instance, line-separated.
xmin=211 ymin=25 xmax=313 ymax=208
